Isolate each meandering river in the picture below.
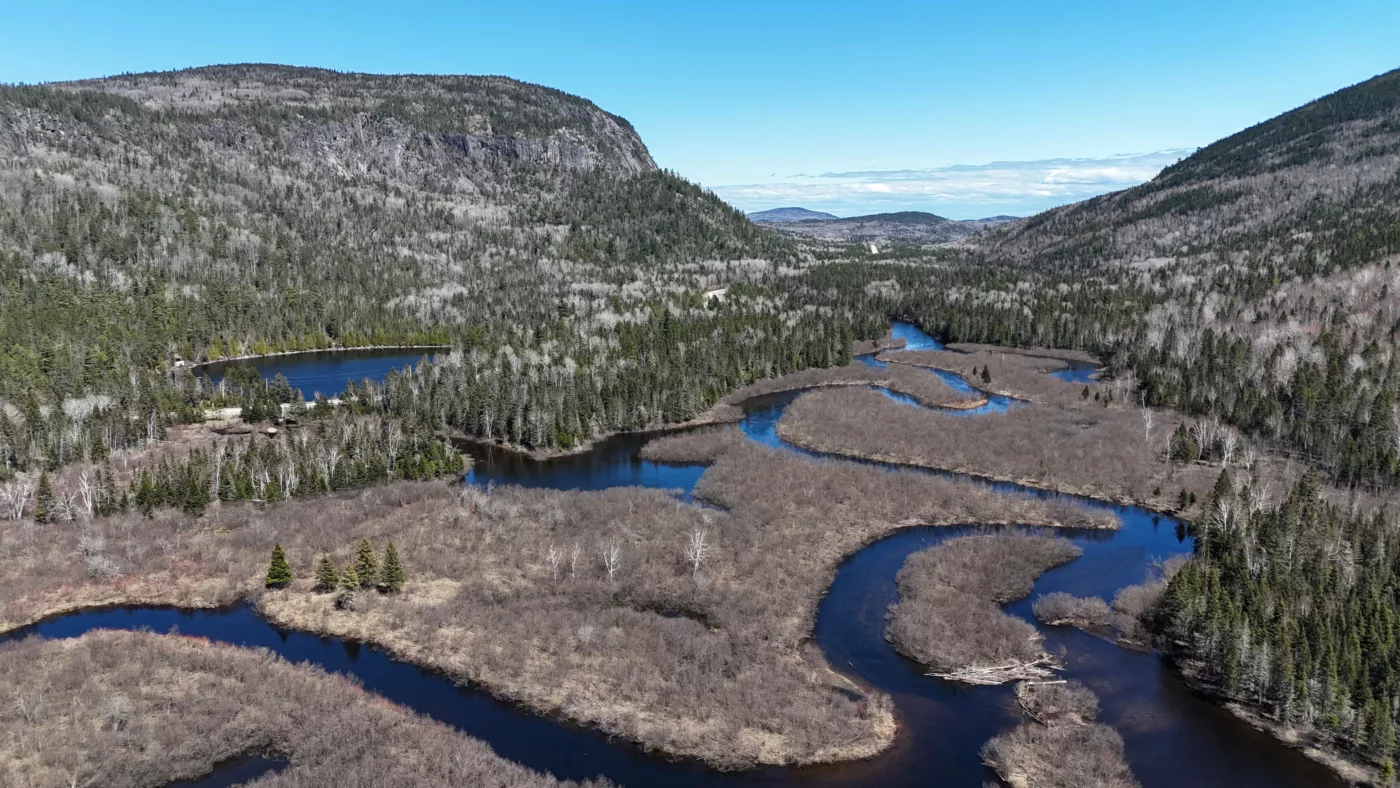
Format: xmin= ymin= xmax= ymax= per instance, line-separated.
xmin=8 ymin=324 xmax=1344 ymax=787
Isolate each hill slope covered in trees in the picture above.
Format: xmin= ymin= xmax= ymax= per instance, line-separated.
xmin=874 ymin=67 xmax=1400 ymax=490
xmin=0 ymin=65 xmax=876 ymax=468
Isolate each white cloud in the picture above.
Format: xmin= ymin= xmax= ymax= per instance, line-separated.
xmin=711 ymin=149 xmax=1193 ymax=219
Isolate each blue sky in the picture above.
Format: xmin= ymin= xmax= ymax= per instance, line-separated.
xmin=4 ymin=1 xmax=1397 ymax=218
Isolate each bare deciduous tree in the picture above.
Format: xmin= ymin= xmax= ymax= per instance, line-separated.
xmin=210 ymin=449 xmax=223 ymax=501
xmin=277 ymin=460 xmax=299 ymax=500
xmin=569 ymin=542 xmax=582 ymax=578
xmin=77 ymin=470 xmax=95 ymax=519
xmin=545 ymin=545 xmax=562 ymax=581
xmin=384 ymin=423 xmax=404 ymax=472
xmin=600 ymin=540 xmax=621 ymax=582
xmin=253 ymin=468 xmax=271 ymax=501
xmin=1241 ymin=447 xmax=1258 ymax=471
xmin=1189 ymin=417 xmax=1219 ymax=459
xmin=58 ymin=492 xmax=79 ymax=523
xmin=15 ymin=690 xmax=44 ymax=724
xmin=319 ymin=445 xmax=342 ymax=490
xmin=1219 ymin=429 xmax=1239 ymax=468
xmin=1 ymin=477 xmax=35 ymax=520
xmin=684 ymin=528 xmax=711 ymax=577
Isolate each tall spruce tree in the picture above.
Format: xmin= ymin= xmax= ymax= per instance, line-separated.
xmin=336 ymin=564 xmax=360 ymax=610
xmin=353 ymin=538 xmax=379 ymax=589
xmin=313 ymin=555 xmax=339 ymax=593
xmin=265 ymin=543 xmax=292 ymax=589
xmin=135 ymin=469 xmax=156 ymax=519
xmin=34 ymin=471 xmax=54 ymax=524
xmin=379 ymin=541 xmax=405 ymax=593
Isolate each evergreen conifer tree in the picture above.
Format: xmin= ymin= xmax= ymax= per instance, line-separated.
xmin=379 ymin=541 xmax=405 ymax=593
xmin=336 ymin=564 xmax=360 ymax=610
xmin=34 ymin=471 xmax=54 ymax=523
xmin=182 ymin=467 xmax=210 ymax=516
xmin=353 ymin=537 xmax=379 ymax=588
xmin=980 ymin=366 xmax=992 ymax=384
xmin=135 ymin=469 xmax=155 ymax=518
xmin=265 ymin=543 xmax=292 ymax=588
xmin=314 ymin=555 xmax=338 ymax=592
xmin=97 ymin=466 xmax=116 ymax=515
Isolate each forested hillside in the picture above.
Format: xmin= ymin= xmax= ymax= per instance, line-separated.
xmin=7 ymin=64 xmax=1399 ymax=486
xmin=866 ymin=68 xmax=1400 ymax=491
xmin=0 ymin=65 xmax=873 ymax=471
xmin=905 ymin=67 xmax=1400 ymax=775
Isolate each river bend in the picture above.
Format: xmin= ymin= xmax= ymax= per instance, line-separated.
xmin=8 ymin=323 xmax=1342 ymax=787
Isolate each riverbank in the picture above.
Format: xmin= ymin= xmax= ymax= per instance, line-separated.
xmin=774 ymin=414 xmax=1183 ymax=514
xmin=452 ymin=403 xmax=746 ymax=462
xmin=851 ymin=335 xmax=907 ymax=357
xmin=717 ymin=362 xmax=980 ymax=410
xmin=451 ymin=358 xmax=981 ymax=463
xmin=886 ymin=534 xmax=1083 ymax=683
xmin=0 ymin=630 xmax=595 ymax=788
xmin=1160 ymin=656 xmax=1383 ymax=786
xmin=775 ymin=385 xmax=1219 ymax=513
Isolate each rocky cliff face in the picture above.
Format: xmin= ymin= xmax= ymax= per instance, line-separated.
xmin=49 ymin=64 xmax=656 ymax=178
xmin=0 ymin=66 xmax=658 ymax=246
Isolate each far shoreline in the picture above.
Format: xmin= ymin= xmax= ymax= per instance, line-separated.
xmin=187 ymin=343 xmax=453 ymax=371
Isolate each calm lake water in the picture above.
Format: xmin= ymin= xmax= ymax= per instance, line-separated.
xmin=195 ymin=348 xmax=437 ymax=397
xmin=1052 ymin=359 xmax=1102 ymax=384
xmin=9 ymin=324 xmax=1342 ymax=788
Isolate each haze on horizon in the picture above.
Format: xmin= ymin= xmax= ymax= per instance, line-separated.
xmin=5 ymin=0 xmax=1397 ymax=219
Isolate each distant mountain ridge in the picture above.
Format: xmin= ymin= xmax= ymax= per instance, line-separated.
xmin=746 ymin=207 xmax=839 ymax=223
xmin=753 ymin=209 xmax=1019 ymax=245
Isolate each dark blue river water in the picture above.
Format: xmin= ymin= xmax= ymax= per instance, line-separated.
xmin=6 ymin=324 xmax=1342 ymax=788
xmin=854 ymin=323 xmax=1019 ymax=416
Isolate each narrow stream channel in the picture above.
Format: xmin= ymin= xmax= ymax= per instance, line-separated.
xmin=7 ymin=324 xmax=1345 ymax=787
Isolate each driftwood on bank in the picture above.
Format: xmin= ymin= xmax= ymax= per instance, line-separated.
xmin=928 ymin=655 xmax=1062 ymax=685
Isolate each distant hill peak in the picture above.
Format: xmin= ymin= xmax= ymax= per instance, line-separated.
xmin=748 ymin=207 xmax=839 ymax=223
xmin=841 ymin=211 xmax=953 ymax=225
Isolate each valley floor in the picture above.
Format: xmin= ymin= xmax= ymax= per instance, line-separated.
xmin=1 ymin=416 xmax=1102 ymax=773
xmin=0 ymin=340 xmax=1384 ymax=786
